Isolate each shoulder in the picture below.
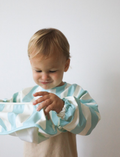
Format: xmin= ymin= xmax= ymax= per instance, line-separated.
xmin=65 ymin=82 xmax=82 ymax=90
xmin=62 ymin=82 xmax=83 ymax=97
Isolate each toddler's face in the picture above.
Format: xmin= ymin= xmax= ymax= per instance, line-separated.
xmin=30 ymin=53 xmax=70 ymax=89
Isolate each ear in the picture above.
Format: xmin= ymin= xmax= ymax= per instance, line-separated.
xmin=64 ymin=59 xmax=70 ymax=72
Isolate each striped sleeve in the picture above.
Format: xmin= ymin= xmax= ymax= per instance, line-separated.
xmin=0 ymin=102 xmax=61 ymax=143
xmin=50 ymin=84 xmax=101 ymax=135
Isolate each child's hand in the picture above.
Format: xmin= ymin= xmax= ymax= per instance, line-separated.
xmin=33 ymin=92 xmax=64 ymax=115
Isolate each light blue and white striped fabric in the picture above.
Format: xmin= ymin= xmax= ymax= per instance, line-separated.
xmin=0 ymin=82 xmax=100 ymax=143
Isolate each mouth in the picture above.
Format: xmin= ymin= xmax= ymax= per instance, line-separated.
xmin=40 ymin=81 xmax=52 ymax=85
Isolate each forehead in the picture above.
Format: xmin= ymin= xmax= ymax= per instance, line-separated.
xmin=30 ymin=53 xmax=65 ymax=69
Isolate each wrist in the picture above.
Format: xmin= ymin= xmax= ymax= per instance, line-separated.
xmin=57 ymin=100 xmax=65 ymax=119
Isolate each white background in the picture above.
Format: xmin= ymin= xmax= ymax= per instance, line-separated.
xmin=0 ymin=0 xmax=120 ymax=157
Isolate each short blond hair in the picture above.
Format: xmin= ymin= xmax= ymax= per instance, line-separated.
xmin=28 ymin=28 xmax=70 ymax=59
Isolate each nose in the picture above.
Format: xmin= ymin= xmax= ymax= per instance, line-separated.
xmin=41 ymin=72 xmax=49 ymax=80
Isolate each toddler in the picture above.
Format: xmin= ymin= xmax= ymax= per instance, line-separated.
xmin=0 ymin=28 xmax=100 ymax=157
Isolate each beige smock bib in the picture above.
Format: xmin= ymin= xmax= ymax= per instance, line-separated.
xmin=23 ymin=132 xmax=78 ymax=157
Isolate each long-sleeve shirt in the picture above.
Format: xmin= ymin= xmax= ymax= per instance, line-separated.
xmin=0 ymin=82 xmax=100 ymax=157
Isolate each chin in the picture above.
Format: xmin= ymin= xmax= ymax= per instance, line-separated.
xmin=40 ymin=84 xmax=53 ymax=90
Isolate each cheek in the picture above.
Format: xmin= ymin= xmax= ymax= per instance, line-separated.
xmin=52 ymin=72 xmax=63 ymax=80
xmin=33 ymin=72 xmax=40 ymax=80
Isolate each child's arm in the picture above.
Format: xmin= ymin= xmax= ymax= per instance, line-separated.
xmin=33 ymin=84 xmax=100 ymax=135
xmin=58 ymin=90 xmax=100 ymax=135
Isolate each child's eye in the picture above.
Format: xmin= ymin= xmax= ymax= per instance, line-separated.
xmin=36 ymin=70 xmax=42 ymax=73
xmin=49 ymin=71 xmax=56 ymax=73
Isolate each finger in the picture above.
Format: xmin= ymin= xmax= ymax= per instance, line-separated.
xmin=33 ymin=95 xmax=49 ymax=105
xmin=45 ymin=104 xmax=53 ymax=113
xmin=33 ymin=91 xmax=49 ymax=97
xmin=37 ymin=99 xmax=52 ymax=111
xmin=33 ymin=96 xmax=45 ymax=105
